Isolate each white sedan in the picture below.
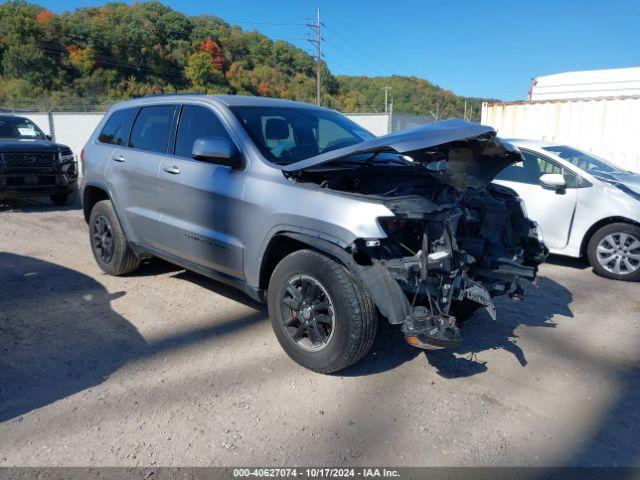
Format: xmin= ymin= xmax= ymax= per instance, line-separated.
xmin=494 ymin=139 xmax=640 ymax=281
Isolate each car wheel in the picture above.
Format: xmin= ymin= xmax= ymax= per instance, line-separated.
xmin=587 ymin=222 xmax=640 ymax=281
xmin=89 ymin=200 xmax=140 ymax=276
xmin=50 ymin=188 xmax=78 ymax=206
xmin=267 ymin=249 xmax=377 ymax=374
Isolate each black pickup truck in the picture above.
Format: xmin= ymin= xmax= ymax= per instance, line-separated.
xmin=0 ymin=114 xmax=78 ymax=205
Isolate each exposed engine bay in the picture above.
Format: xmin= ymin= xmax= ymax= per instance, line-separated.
xmin=286 ymin=131 xmax=549 ymax=350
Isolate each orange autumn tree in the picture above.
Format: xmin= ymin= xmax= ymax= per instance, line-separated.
xmin=35 ymin=9 xmax=53 ymax=24
xmin=200 ymin=38 xmax=224 ymax=71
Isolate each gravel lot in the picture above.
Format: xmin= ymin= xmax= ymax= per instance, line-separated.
xmin=1 ymin=199 xmax=639 ymax=467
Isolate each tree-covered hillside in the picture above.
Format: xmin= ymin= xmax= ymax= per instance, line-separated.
xmin=0 ymin=1 xmax=487 ymax=119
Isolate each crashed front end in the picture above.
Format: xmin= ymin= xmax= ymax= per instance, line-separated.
xmin=284 ymin=119 xmax=548 ymax=350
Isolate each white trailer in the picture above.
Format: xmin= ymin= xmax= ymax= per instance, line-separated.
xmin=482 ymin=67 xmax=640 ymax=173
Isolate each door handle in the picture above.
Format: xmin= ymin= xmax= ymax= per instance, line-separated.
xmin=112 ymin=154 xmax=126 ymax=162
xmin=163 ymin=166 xmax=181 ymax=175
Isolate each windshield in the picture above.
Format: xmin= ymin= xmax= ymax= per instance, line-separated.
xmin=229 ymin=106 xmax=374 ymax=165
xmin=543 ymin=145 xmax=622 ymax=175
xmin=0 ymin=116 xmax=46 ymax=139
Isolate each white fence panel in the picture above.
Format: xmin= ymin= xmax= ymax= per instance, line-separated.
xmin=52 ymin=113 xmax=104 ymax=159
xmin=482 ymin=97 xmax=640 ymax=173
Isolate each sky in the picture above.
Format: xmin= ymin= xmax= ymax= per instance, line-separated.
xmin=39 ymin=0 xmax=640 ymax=101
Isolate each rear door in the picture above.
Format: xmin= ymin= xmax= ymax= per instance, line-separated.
xmin=494 ymin=149 xmax=578 ymax=250
xmin=156 ymin=104 xmax=244 ymax=279
xmin=106 ymin=104 xmax=177 ymax=248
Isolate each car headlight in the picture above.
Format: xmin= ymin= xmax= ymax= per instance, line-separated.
xmin=59 ymin=153 xmax=75 ymax=163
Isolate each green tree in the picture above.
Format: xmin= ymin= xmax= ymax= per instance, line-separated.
xmin=186 ymin=51 xmax=226 ymax=91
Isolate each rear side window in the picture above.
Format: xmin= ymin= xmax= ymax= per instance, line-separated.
xmin=129 ymin=105 xmax=176 ymax=154
xmin=98 ymin=108 xmax=137 ymax=145
xmin=175 ymin=105 xmax=231 ymax=158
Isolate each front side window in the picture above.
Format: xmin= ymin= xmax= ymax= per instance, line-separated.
xmin=98 ymin=108 xmax=137 ymax=146
xmin=175 ymin=105 xmax=231 ymax=158
xmin=229 ymin=106 xmax=374 ymax=165
xmin=129 ymin=105 xmax=176 ymax=154
xmin=0 ymin=116 xmax=46 ymax=139
xmin=497 ymin=150 xmax=579 ymax=187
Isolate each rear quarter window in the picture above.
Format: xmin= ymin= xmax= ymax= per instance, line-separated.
xmin=98 ymin=108 xmax=138 ymax=146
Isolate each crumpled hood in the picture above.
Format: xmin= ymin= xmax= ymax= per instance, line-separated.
xmin=281 ymin=118 xmax=522 ymax=189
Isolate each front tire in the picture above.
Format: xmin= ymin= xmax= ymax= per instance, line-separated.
xmin=268 ymin=249 xmax=377 ymax=373
xmin=587 ymin=222 xmax=640 ymax=281
xmin=89 ymin=200 xmax=140 ymax=276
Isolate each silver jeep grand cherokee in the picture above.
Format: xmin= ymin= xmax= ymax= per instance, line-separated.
xmin=82 ymin=95 xmax=547 ymax=373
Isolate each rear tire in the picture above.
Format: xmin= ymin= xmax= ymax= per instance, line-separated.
xmin=268 ymin=249 xmax=377 ymax=374
xmin=587 ymin=222 xmax=640 ymax=281
xmin=50 ymin=188 xmax=78 ymax=206
xmin=89 ymin=200 xmax=140 ymax=276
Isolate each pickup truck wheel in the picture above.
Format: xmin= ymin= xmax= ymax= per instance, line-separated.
xmin=89 ymin=200 xmax=140 ymax=276
xmin=50 ymin=188 xmax=78 ymax=206
xmin=587 ymin=222 xmax=640 ymax=281
xmin=268 ymin=249 xmax=377 ymax=374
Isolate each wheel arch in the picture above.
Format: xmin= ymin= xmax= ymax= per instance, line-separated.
xmin=580 ymin=216 xmax=640 ymax=256
xmin=259 ymin=231 xmax=410 ymax=324
xmin=82 ymin=184 xmax=111 ymax=224
xmin=259 ymin=233 xmax=315 ymax=291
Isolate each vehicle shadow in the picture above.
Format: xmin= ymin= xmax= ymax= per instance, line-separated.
xmin=424 ymin=275 xmax=573 ymax=378
xmin=0 ymin=252 xmax=263 ymax=423
xmin=340 ymin=320 xmax=421 ymax=376
xmin=546 ymin=253 xmax=590 ymax=270
xmin=0 ymin=196 xmax=80 ymax=212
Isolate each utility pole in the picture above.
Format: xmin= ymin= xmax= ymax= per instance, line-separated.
xmin=383 ymin=86 xmax=392 ymax=114
xmin=307 ymin=8 xmax=323 ymax=106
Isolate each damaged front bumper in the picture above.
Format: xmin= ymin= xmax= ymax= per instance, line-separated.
xmin=350 ymin=188 xmax=548 ymax=350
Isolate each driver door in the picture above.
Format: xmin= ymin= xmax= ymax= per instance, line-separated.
xmin=494 ymin=150 xmax=578 ymax=251
xmin=156 ymin=104 xmax=245 ymax=279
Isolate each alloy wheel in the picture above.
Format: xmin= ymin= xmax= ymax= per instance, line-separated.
xmin=92 ymin=215 xmax=114 ymax=263
xmin=596 ymin=232 xmax=640 ymax=275
xmin=280 ymin=274 xmax=336 ymax=352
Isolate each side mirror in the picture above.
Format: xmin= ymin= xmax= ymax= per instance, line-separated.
xmin=45 ymin=134 xmax=52 ymax=140
xmin=192 ymin=137 xmax=243 ymax=169
xmin=539 ymin=173 xmax=566 ymax=192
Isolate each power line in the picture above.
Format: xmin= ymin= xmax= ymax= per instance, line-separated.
xmin=323 ymin=39 xmax=376 ymax=75
xmin=226 ymin=20 xmax=306 ymax=26
xmin=322 ymin=20 xmax=394 ymax=75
